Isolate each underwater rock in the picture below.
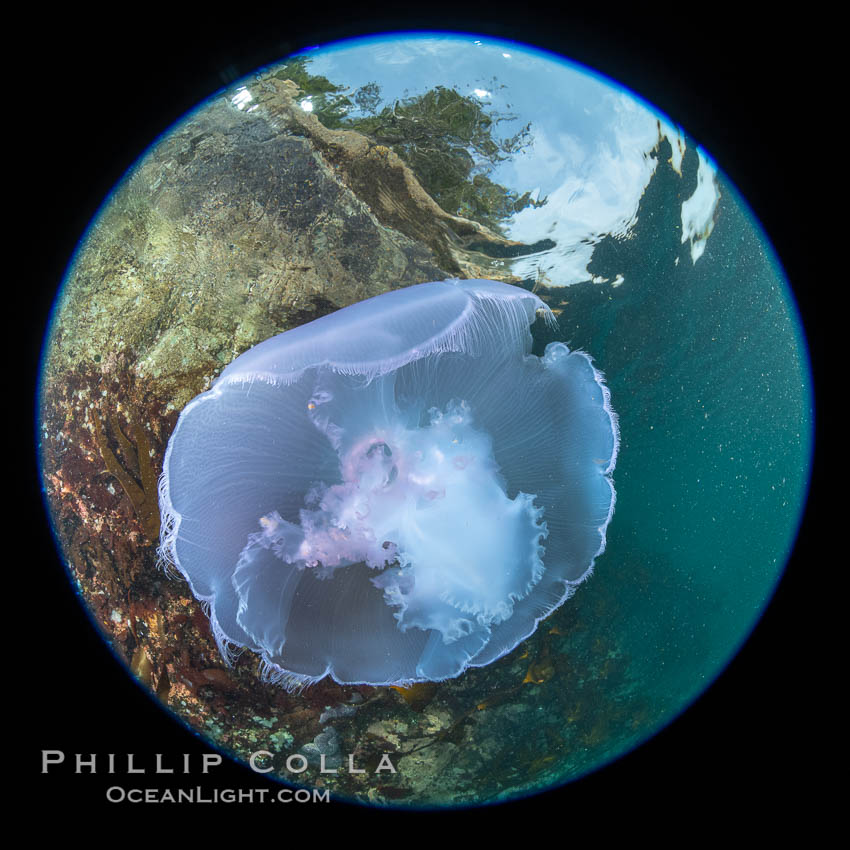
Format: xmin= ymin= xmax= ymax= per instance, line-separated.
xmin=319 ymin=703 xmax=358 ymax=725
xmin=46 ymin=71 xmax=455 ymax=412
xmin=300 ymin=726 xmax=342 ymax=770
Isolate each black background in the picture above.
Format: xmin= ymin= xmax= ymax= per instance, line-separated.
xmin=21 ymin=1 xmax=824 ymax=827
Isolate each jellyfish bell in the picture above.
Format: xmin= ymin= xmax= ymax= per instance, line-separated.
xmin=158 ymin=278 xmax=619 ymax=690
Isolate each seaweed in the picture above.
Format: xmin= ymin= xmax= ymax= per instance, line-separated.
xmin=93 ymin=407 xmax=160 ymax=541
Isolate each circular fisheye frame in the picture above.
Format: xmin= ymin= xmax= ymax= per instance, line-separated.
xmin=38 ymin=32 xmax=813 ymax=808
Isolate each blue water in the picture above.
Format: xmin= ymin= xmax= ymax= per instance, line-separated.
xmin=537 ymin=140 xmax=812 ymax=734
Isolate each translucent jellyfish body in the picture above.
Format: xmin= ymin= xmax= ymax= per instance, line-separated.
xmin=158 ymin=279 xmax=619 ymax=689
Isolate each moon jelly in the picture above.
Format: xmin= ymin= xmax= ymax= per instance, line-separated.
xmin=159 ymin=278 xmax=619 ymax=689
